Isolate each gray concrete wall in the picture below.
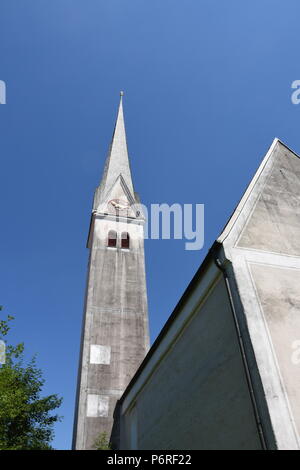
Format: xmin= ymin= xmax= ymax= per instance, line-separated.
xmin=219 ymin=139 xmax=300 ymax=449
xmin=250 ymin=264 xmax=300 ymax=437
xmin=120 ymin=270 xmax=261 ymax=450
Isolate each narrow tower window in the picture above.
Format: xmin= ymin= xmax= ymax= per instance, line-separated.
xmin=121 ymin=232 xmax=130 ymax=249
xmin=107 ymin=230 xmax=117 ymax=248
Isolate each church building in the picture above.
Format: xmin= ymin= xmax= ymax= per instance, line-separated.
xmin=73 ymin=95 xmax=300 ymax=450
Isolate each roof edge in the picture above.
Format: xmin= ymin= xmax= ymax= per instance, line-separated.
xmin=119 ymin=240 xmax=223 ymax=404
xmin=218 ymin=137 xmax=281 ymax=244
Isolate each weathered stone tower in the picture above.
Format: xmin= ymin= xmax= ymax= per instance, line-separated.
xmin=72 ymin=93 xmax=150 ymax=450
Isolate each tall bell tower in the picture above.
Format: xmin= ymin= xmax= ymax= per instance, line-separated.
xmin=72 ymin=93 xmax=150 ymax=450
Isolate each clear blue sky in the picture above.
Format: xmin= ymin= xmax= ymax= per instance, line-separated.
xmin=1 ymin=0 xmax=300 ymax=449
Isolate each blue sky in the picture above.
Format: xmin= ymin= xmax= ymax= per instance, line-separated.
xmin=1 ymin=0 xmax=300 ymax=449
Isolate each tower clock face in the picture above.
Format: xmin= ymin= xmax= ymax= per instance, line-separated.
xmin=108 ymin=199 xmax=130 ymax=214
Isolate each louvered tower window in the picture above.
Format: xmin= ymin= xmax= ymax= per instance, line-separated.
xmin=121 ymin=232 xmax=130 ymax=249
xmin=107 ymin=230 xmax=117 ymax=248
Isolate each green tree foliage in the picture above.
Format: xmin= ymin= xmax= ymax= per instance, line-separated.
xmin=0 ymin=306 xmax=63 ymax=450
xmin=93 ymin=432 xmax=111 ymax=450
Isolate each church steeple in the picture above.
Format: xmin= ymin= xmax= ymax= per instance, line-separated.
xmin=73 ymin=94 xmax=150 ymax=450
xmin=98 ymin=92 xmax=134 ymax=205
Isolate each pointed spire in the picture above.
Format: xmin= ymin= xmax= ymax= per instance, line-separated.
xmin=99 ymin=92 xmax=134 ymax=201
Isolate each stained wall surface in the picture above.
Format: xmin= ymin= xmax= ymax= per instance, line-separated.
xmin=120 ymin=275 xmax=261 ymax=450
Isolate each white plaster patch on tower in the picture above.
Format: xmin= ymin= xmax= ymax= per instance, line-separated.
xmin=86 ymin=394 xmax=109 ymax=418
xmin=90 ymin=345 xmax=111 ymax=364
